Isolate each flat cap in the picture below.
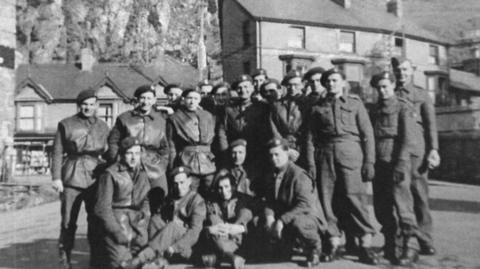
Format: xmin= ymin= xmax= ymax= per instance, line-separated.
xmin=229 ymin=138 xmax=247 ymax=149
xmin=303 ymin=66 xmax=326 ymax=81
xmin=120 ymin=137 xmax=140 ymax=152
xmin=320 ymin=68 xmax=346 ymax=88
xmin=370 ymin=71 xmax=395 ymax=87
xmin=134 ymin=84 xmax=156 ymax=98
xmin=252 ymin=68 xmax=268 ymax=78
xmin=170 ymin=166 xmax=191 ymax=178
xmin=266 ymin=138 xmax=289 ymax=149
xmin=281 ymin=70 xmax=303 ymax=85
xmin=76 ymin=89 xmax=97 ymax=104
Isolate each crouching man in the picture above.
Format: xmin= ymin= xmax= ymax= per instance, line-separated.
xmin=202 ymin=171 xmax=254 ymax=269
xmin=258 ymin=138 xmax=327 ymax=266
xmin=131 ymin=166 xmax=206 ymax=268
xmin=94 ymin=137 xmax=151 ymax=269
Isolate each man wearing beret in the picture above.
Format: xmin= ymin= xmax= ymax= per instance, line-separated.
xmin=217 ymin=74 xmax=276 ymax=180
xmin=51 ymin=89 xmax=110 ymax=268
xmin=107 ymin=85 xmax=170 ymax=206
xmin=131 ymin=166 xmax=206 ymax=268
xmin=256 ymin=138 xmax=327 ymax=266
xmin=392 ymin=57 xmax=440 ymax=256
xmin=304 ymin=68 xmax=378 ymax=264
xmin=260 ymin=78 xmax=284 ymax=104
xmin=251 ymin=68 xmax=268 ymax=103
xmin=163 ymin=84 xmax=184 ymax=113
xmin=167 ymin=89 xmax=216 ymax=197
xmin=94 ymin=137 xmax=151 ymax=268
xmin=303 ymin=66 xmax=327 ymax=111
xmin=198 ymin=79 xmax=216 ymax=114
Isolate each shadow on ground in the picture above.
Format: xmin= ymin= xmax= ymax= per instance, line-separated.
xmin=0 ymin=235 xmax=89 ymax=269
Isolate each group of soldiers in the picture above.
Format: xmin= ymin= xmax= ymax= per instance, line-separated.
xmin=52 ymin=56 xmax=440 ymax=269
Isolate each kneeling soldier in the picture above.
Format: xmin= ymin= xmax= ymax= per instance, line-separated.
xmin=370 ymin=72 xmax=419 ymax=265
xmin=259 ymin=138 xmax=327 ymax=266
xmin=131 ymin=166 xmax=206 ymax=268
xmin=94 ymin=137 xmax=151 ymax=269
xmin=202 ymin=172 xmax=254 ymax=269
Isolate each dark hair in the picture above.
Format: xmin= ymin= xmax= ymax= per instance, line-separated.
xmin=213 ymin=169 xmax=237 ymax=191
xmin=164 ymin=84 xmax=181 ymax=94
xmin=212 ymin=82 xmax=231 ymax=95
xmin=181 ymin=88 xmax=200 ymax=98
xmin=260 ymin=78 xmax=281 ymax=93
xmin=370 ymin=71 xmax=396 ymax=87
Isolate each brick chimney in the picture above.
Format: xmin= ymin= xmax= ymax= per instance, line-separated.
xmin=332 ymin=0 xmax=351 ymax=9
xmin=80 ymin=48 xmax=96 ymax=71
xmin=387 ymin=0 xmax=403 ymax=18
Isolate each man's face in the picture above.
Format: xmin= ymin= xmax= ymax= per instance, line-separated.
xmin=184 ymin=91 xmax=201 ymax=111
xmin=79 ymin=97 xmax=98 ymax=117
xmin=309 ymin=73 xmax=324 ymax=94
xmin=200 ymin=85 xmax=213 ymax=97
xmin=262 ymin=82 xmax=283 ymax=103
xmin=269 ymin=146 xmax=289 ymax=169
xmin=325 ymin=73 xmax=345 ymax=95
xmin=217 ymin=178 xmax=233 ymax=201
xmin=236 ymin=81 xmax=254 ymax=100
xmin=376 ymin=79 xmax=396 ymax=100
xmin=122 ymin=145 xmax=142 ymax=169
xmin=214 ymin=87 xmax=229 ymax=105
xmin=167 ymin=87 xmax=183 ymax=103
xmin=231 ymin=145 xmax=246 ymax=166
xmin=286 ymin=77 xmax=303 ymax=96
xmin=393 ymin=60 xmax=414 ymax=85
xmin=137 ymin=92 xmax=156 ymax=113
xmin=253 ymin=75 xmax=267 ymax=91
xmin=173 ymin=173 xmax=191 ymax=198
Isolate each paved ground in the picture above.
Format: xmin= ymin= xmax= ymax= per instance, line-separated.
xmin=0 ymin=180 xmax=479 ymax=269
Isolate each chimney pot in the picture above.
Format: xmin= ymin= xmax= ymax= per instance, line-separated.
xmin=80 ymin=48 xmax=96 ymax=71
xmin=332 ymin=0 xmax=351 ymax=9
xmin=387 ymin=0 xmax=403 ymax=18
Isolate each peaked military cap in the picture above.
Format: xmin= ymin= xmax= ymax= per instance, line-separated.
xmin=252 ymin=68 xmax=268 ymax=78
xmin=170 ymin=166 xmax=191 ymax=178
xmin=266 ymin=138 xmax=290 ymax=150
xmin=229 ymin=138 xmax=247 ymax=149
xmin=120 ymin=137 xmax=141 ymax=152
xmin=134 ymin=84 xmax=156 ymax=98
xmin=303 ymin=66 xmax=326 ymax=81
xmin=320 ymin=68 xmax=346 ymax=88
xmin=76 ymin=89 xmax=97 ymax=105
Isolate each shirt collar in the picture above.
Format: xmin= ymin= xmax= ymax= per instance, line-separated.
xmin=132 ymin=108 xmax=154 ymax=120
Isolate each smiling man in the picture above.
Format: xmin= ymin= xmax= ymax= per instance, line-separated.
xmin=51 ymin=89 xmax=110 ymax=268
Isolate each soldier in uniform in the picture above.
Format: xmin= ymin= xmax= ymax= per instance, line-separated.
xmin=260 ymin=78 xmax=284 ymax=104
xmin=217 ymin=74 xmax=275 ymax=179
xmin=199 ymin=79 xmax=216 ymax=114
xmin=257 ymin=139 xmax=326 ymax=266
xmin=163 ymin=84 xmax=183 ymax=112
xmin=94 ymin=137 xmax=151 ymax=269
xmin=107 ymin=85 xmax=170 ymax=203
xmin=251 ymin=68 xmax=268 ymax=103
xmin=167 ymin=89 xmax=216 ymax=196
xmin=51 ymin=89 xmax=109 ymax=268
xmin=303 ymin=67 xmax=327 ymax=111
xmin=131 ymin=166 xmax=206 ymax=268
xmin=218 ymin=139 xmax=254 ymax=196
xmin=370 ymin=72 xmax=420 ymax=265
xmin=304 ymin=68 xmax=378 ymax=264
xmin=391 ymin=57 xmax=440 ymax=255
xmin=202 ymin=172 xmax=254 ymax=269
xmin=212 ymin=82 xmax=231 ymax=107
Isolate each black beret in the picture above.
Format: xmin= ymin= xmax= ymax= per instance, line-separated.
xmin=76 ymin=89 xmax=97 ymax=104
xmin=170 ymin=166 xmax=191 ymax=178
xmin=252 ymin=68 xmax=268 ymax=78
xmin=303 ymin=66 xmax=326 ymax=81
xmin=260 ymin=78 xmax=281 ymax=92
xmin=281 ymin=70 xmax=303 ymax=85
xmin=266 ymin=138 xmax=289 ymax=150
xmin=370 ymin=71 xmax=396 ymax=87
xmin=120 ymin=137 xmax=140 ymax=152
xmin=229 ymin=138 xmax=247 ymax=149
xmin=320 ymin=68 xmax=346 ymax=88
xmin=163 ymin=84 xmax=182 ymax=94
xmin=134 ymin=85 xmax=156 ymax=98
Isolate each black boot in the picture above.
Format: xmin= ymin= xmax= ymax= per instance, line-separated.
xmin=397 ymin=247 xmax=419 ymax=266
xmin=306 ymin=248 xmax=320 ymax=267
xmin=358 ymin=247 xmax=379 ymax=265
xmin=59 ymin=247 xmax=72 ymax=269
xmin=320 ymin=244 xmax=338 ymax=263
xmin=419 ymin=242 xmax=436 ymax=255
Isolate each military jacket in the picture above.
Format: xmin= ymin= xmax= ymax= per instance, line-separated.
xmin=167 ymin=108 xmax=216 ymax=175
xmin=226 ymin=165 xmax=255 ymax=196
xmin=206 ymin=192 xmax=253 ymax=227
xmin=395 ymin=83 xmax=439 ymax=155
xmin=305 ymin=94 xmax=375 ymax=165
xmin=94 ymin=162 xmax=151 ymax=236
xmin=270 ymin=97 xmax=303 ymax=149
xmin=371 ymin=97 xmax=415 ymax=163
xmin=52 ymin=114 xmax=109 ymax=188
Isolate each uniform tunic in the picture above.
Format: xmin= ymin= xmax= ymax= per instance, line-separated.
xmin=270 ymin=97 xmax=303 ymax=151
xmin=371 ymin=96 xmax=419 ymax=252
xmin=305 ymin=94 xmax=375 ymax=237
xmin=94 ymin=163 xmax=151 ymax=268
xmin=395 ymin=83 xmax=438 ymax=246
xmin=107 ymin=109 xmax=169 ymax=194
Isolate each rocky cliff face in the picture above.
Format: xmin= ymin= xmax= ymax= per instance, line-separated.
xmin=17 ymin=0 xmax=221 ymax=78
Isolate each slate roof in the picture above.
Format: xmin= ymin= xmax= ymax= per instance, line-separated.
xmin=16 ymin=55 xmax=199 ymax=101
xmin=234 ymin=0 xmax=447 ymax=44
